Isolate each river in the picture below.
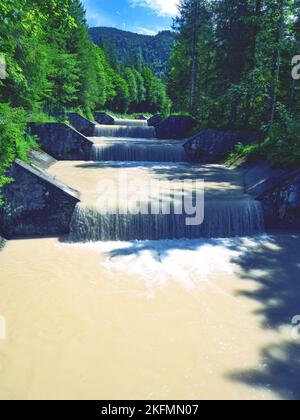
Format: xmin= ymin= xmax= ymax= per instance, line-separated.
xmin=0 ymin=120 xmax=299 ymax=400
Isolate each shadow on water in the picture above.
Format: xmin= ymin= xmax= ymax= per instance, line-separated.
xmin=74 ymin=162 xmax=244 ymax=195
xmin=227 ymin=232 xmax=300 ymax=400
xmin=104 ymin=237 xmax=236 ymax=262
xmin=59 ymin=231 xmax=300 ymax=398
xmin=229 ymin=341 xmax=300 ymax=400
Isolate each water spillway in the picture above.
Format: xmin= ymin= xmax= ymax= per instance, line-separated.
xmin=47 ymin=161 xmax=266 ymax=242
xmin=90 ymin=138 xmax=187 ymax=162
xmin=46 ymin=111 xmax=266 ymax=243
xmin=113 ymin=118 xmax=148 ymax=127
xmin=93 ymin=124 xmax=156 ymax=139
xmin=69 ymin=199 xmax=264 ymax=242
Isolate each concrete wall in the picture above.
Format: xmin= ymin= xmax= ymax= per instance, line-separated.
xmin=148 ymin=114 xmax=163 ymax=127
xmin=28 ymin=123 xmax=93 ymax=160
xmin=156 ymin=116 xmax=196 ymax=139
xmin=245 ymin=162 xmax=300 ymax=229
xmin=0 ymin=160 xmax=80 ymax=239
xmin=29 ymin=150 xmax=57 ymax=170
xmin=184 ymin=129 xmax=264 ymax=163
xmin=93 ymin=112 xmax=115 ymax=125
xmin=67 ymin=112 xmax=96 ymax=136
xmin=0 ymin=235 xmax=5 ymax=250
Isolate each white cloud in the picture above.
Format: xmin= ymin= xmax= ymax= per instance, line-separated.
xmin=135 ymin=27 xmax=157 ymax=36
xmin=85 ymin=11 xmax=114 ymax=27
xmin=129 ymin=0 xmax=179 ymax=17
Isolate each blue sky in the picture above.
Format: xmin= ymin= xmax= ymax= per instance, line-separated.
xmin=81 ymin=0 xmax=179 ymax=35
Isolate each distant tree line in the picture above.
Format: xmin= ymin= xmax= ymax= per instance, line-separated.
xmin=89 ymin=27 xmax=175 ymax=80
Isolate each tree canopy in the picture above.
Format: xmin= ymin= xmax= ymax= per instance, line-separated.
xmin=0 ymin=0 xmax=171 ymax=195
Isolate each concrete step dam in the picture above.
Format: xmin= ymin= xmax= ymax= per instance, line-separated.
xmin=47 ymin=161 xmax=265 ymax=241
xmin=3 ymin=117 xmax=298 ymax=401
xmin=44 ymin=120 xmax=264 ymax=242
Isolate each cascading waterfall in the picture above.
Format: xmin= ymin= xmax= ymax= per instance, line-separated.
xmin=66 ymin=115 xmax=266 ymax=242
xmin=90 ymin=139 xmax=187 ymax=162
xmin=113 ymin=118 xmax=148 ymax=127
xmin=69 ymin=199 xmax=265 ymax=242
xmin=94 ymin=124 xmax=156 ymax=139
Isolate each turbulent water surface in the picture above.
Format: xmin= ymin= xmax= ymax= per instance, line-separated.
xmin=1 ymin=122 xmax=299 ymax=400
xmin=0 ymin=234 xmax=299 ymax=400
xmin=47 ymin=161 xmax=264 ymax=241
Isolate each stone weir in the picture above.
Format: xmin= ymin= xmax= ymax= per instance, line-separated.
xmin=93 ymin=124 xmax=156 ymax=139
xmin=245 ymin=162 xmax=300 ymax=229
xmin=90 ymin=113 xmax=188 ymax=162
xmin=67 ymin=112 xmax=96 ymax=136
xmin=0 ymin=160 xmax=80 ymax=239
xmin=93 ymin=113 xmax=155 ymax=138
xmin=70 ymin=198 xmax=264 ymax=242
xmin=29 ymin=123 xmax=93 ymax=160
xmin=89 ymin=138 xmax=187 ymax=162
xmin=46 ymin=161 xmax=265 ymax=242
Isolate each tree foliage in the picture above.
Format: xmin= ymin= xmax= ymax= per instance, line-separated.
xmin=89 ymin=27 xmax=175 ymax=79
xmin=168 ymin=0 xmax=300 ymax=165
xmin=0 ymin=0 xmax=171 ymax=193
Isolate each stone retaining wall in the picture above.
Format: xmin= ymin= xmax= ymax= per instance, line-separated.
xmin=245 ymin=162 xmax=300 ymax=229
xmin=93 ymin=112 xmax=115 ymax=125
xmin=28 ymin=123 xmax=93 ymax=160
xmin=156 ymin=116 xmax=196 ymax=139
xmin=184 ymin=129 xmax=264 ymax=163
xmin=0 ymin=160 xmax=80 ymax=238
xmin=67 ymin=112 xmax=96 ymax=136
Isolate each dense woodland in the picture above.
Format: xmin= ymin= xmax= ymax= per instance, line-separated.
xmin=168 ymin=0 xmax=300 ymax=166
xmin=0 ymin=0 xmax=170 ymax=197
xmin=0 ymin=0 xmax=300 ymax=199
xmin=89 ymin=27 xmax=175 ymax=79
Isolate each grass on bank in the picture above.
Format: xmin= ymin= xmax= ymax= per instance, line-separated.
xmin=227 ymin=114 xmax=300 ymax=169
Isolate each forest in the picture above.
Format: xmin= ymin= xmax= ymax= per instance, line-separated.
xmin=0 ymin=0 xmax=300 ymax=198
xmin=0 ymin=0 xmax=170 ymax=196
xmin=89 ymin=27 xmax=175 ymax=79
xmin=168 ymin=0 xmax=300 ymax=166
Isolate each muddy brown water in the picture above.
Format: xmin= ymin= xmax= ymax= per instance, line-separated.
xmin=0 ymin=157 xmax=299 ymax=399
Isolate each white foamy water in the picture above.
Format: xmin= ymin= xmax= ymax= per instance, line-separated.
xmin=89 ymin=137 xmax=186 ymax=162
xmin=94 ymin=124 xmax=156 ymax=138
xmin=113 ymin=118 xmax=148 ymax=127
xmin=48 ymin=161 xmax=265 ymax=242
xmin=63 ymin=236 xmax=270 ymax=297
xmin=1 ymin=232 xmax=298 ymax=400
